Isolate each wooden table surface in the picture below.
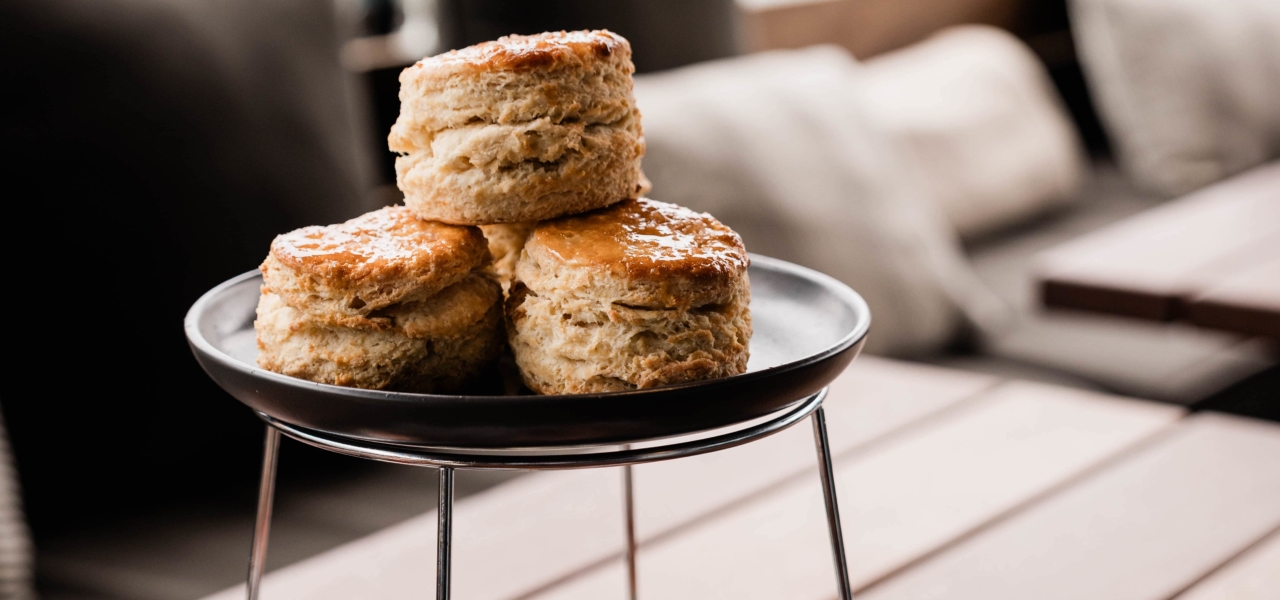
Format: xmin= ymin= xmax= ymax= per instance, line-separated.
xmin=200 ymin=356 xmax=1280 ymax=600
xmin=1036 ymin=161 xmax=1280 ymax=339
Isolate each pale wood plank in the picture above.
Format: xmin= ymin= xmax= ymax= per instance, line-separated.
xmin=1194 ymin=256 xmax=1280 ymax=312
xmin=1037 ymin=161 xmax=1280 ymax=320
xmin=856 ymin=413 xmax=1280 ymax=600
xmin=531 ymin=382 xmax=1181 ymax=599
xmin=1039 ymin=162 xmax=1280 ymax=294
xmin=630 ymin=357 xmax=999 ymax=543
xmin=199 ymin=357 xmax=995 ymax=600
xmin=1188 ymin=256 xmax=1280 ymax=338
xmin=1174 ymin=526 xmax=1280 ymax=600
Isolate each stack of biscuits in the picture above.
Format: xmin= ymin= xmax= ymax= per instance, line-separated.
xmin=255 ymin=30 xmax=752 ymax=395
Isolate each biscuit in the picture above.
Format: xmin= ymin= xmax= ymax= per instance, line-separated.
xmin=261 ymin=205 xmax=490 ymax=328
xmin=389 ymin=30 xmax=649 ymax=224
xmin=479 ymin=222 xmax=536 ymax=292
xmin=506 ymin=198 xmax=752 ymax=394
xmin=256 ymin=274 xmax=504 ymax=392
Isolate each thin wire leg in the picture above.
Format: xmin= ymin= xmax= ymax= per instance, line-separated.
xmin=437 ymin=467 xmax=454 ymax=600
xmin=812 ymin=405 xmax=852 ymax=600
xmin=623 ymin=462 xmax=638 ymax=600
xmin=247 ymin=426 xmax=281 ymax=600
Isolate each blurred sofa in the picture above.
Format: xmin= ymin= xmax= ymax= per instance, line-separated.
xmin=634 ymin=25 xmax=1274 ymax=404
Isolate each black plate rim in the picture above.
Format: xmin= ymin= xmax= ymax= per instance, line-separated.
xmin=184 ymin=254 xmax=871 ymax=409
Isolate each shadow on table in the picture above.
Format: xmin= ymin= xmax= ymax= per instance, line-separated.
xmin=1192 ymin=363 xmax=1280 ymax=424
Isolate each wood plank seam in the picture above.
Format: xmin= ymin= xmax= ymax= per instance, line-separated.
xmin=1165 ymin=519 xmax=1280 ymax=600
xmin=1042 ymin=279 xmax=1175 ymax=321
xmin=507 ymin=379 xmax=1006 ymax=600
xmin=515 ymin=383 xmax=1183 ymax=599
xmin=1035 ymin=162 xmax=1280 ymax=330
xmin=850 ymin=416 xmax=1188 ymax=598
xmin=842 ymin=413 xmax=1280 ymax=600
xmin=1187 ymin=301 xmax=1280 ymax=340
xmin=1173 ymin=236 xmax=1280 ymax=318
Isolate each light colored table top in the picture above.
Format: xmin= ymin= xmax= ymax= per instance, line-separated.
xmin=1036 ymin=161 xmax=1280 ymax=339
xmin=202 ymin=356 xmax=1280 ymax=600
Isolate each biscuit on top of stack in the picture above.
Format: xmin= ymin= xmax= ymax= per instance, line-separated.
xmin=255 ymin=30 xmax=750 ymax=394
xmin=389 ymin=30 xmax=649 ymax=224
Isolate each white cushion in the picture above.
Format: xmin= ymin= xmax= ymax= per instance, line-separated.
xmin=859 ymin=26 xmax=1086 ymax=240
xmin=1071 ymin=0 xmax=1280 ymax=195
xmin=636 ymin=47 xmax=1007 ymax=356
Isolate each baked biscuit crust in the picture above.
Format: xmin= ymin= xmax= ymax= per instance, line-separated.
xmin=390 ymin=30 xmax=647 ymax=224
xmin=507 ymin=198 xmax=751 ymax=394
xmin=262 ymin=206 xmax=489 ymax=325
xmin=422 ymin=30 xmax=628 ymax=75
xmin=519 ymin=198 xmax=749 ymax=309
xmin=394 ymin=30 xmax=636 ymax=132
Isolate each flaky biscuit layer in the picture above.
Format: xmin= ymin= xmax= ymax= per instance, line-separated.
xmin=506 ymin=278 xmax=751 ymax=394
xmin=396 ymin=114 xmax=646 ymax=224
xmin=480 ymin=222 xmax=537 ymax=292
xmin=254 ymin=275 xmax=503 ymax=392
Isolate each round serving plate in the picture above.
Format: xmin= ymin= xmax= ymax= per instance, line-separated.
xmin=185 ymin=254 xmax=870 ymax=449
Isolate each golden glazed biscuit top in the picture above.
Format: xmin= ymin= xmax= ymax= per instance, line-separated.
xmin=531 ymin=198 xmax=748 ymax=280
xmin=269 ymin=206 xmax=488 ymax=286
xmin=413 ymin=30 xmax=630 ymax=74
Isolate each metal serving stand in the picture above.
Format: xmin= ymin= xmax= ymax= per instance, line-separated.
xmin=184 ymin=256 xmax=870 ymax=600
xmin=244 ymin=389 xmax=851 ymax=600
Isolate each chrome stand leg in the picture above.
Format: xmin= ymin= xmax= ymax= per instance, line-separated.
xmin=623 ymin=463 xmax=638 ymax=600
xmin=247 ymin=426 xmax=281 ymax=600
xmin=812 ymin=405 xmax=852 ymax=600
xmin=437 ymin=466 xmax=454 ymax=600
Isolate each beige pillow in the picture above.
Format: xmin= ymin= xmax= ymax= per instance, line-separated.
xmin=860 ymin=26 xmax=1086 ymax=240
xmin=636 ymin=47 xmax=1007 ymax=356
xmin=1071 ymin=0 xmax=1280 ymax=195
